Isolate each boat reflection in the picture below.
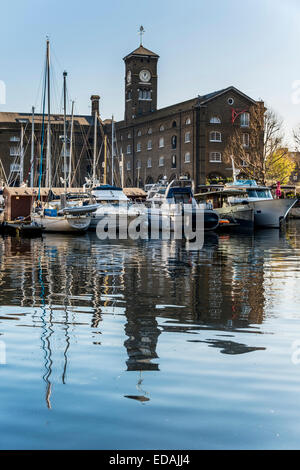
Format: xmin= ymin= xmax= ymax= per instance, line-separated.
xmin=0 ymin=223 xmax=298 ymax=408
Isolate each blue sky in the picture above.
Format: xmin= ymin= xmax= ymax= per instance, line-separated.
xmin=0 ymin=0 xmax=300 ymax=146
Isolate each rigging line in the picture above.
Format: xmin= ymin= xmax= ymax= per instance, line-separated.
xmin=38 ymin=58 xmax=47 ymax=200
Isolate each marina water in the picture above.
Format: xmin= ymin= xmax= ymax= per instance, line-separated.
xmin=1 ymin=222 xmax=300 ymax=449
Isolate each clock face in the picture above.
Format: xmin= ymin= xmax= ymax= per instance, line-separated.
xmin=139 ymin=69 xmax=151 ymax=82
xmin=126 ymin=70 xmax=131 ymax=84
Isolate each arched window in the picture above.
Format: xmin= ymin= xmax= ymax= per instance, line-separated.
xmin=171 ymin=155 xmax=176 ymax=168
xmin=240 ymin=112 xmax=250 ymax=127
xmin=185 ymin=132 xmax=191 ymax=143
xmin=172 ymin=120 xmax=177 ymax=128
xmin=159 ymin=137 xmax=164 ymax=148
xmin=171 ymin=135 xmax=177 ymax=149
xmin=210 ymin=116 xmax=221 ymax=124
xmin=159 ymin=156 xmax=165 ymax=167
xmin=184 ymin=152 xmax=191 ymax=163
xmin=209 ymin=131 xmax=222 ymax=142
xmin=127 ymin=132 xmax=132 ymax=139
xmin=242 ymin=133 xmax=249 ymax=148
xmin=209 ymin=152 xmax=222 ymax=162
xmin=148 ymin=128 xmax=152 ymax=135
xmin=125 ymin=177 xmax=132 ymax=187
xmin=137 ymin=130 xmax=142 ymax=137
xmin=147 ymin=139 xmax=152 ymax=150
xmin=185 ymin=117 xmax=191 ymax=125
xmin=159 ymin=125 xmax=165 ymax=132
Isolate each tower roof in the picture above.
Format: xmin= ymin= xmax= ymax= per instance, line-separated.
xmin=123 ymin=45 xmax=159 ymax=60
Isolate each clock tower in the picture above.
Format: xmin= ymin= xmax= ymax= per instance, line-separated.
xmin=123 ymin=39 xmax=159 ymax=123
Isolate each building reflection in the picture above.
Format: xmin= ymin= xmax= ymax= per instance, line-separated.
xmin=0 ymin=226 xmax=297 ymax=406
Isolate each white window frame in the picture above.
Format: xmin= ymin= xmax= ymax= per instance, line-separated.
xmin=185 ymin=132 xmax=191 ymax=143
xmin=210 ymin=116 xmax=221 ymax=124
xmin=209 ymin=131 xmax=222 ymax=142
xmin=185 ymin=117 xmax=191 ymax=125
xmin=240 ymin=112 xmax=250 ymax=127
xmin=147 ymin=139 xmax=152 ymax=150
xmin=10 ymin=163 xmax=21 ymax=172
xmin=127 ymin=144 xmax=131 ymax=155
xmin=209 ymin=152 xmax=222 ymax=163
xmin=137 ymin=142 xmax=141 ymax=152
xmin=10 ymin=136 xmax=20 ymax=142
xmin=126 ymin=161 xmax=131 ymax=171
xmin=159 ymin=156 xmax=164 ymax=167
xmin=159 ymin=125 xmax=165 ymax=132
xmin=159 ymin=137 xmax=164 ymax=148
xmin=10 ymin=146 xmax=20 ymax=156
xmin=147 ymin=158 xmax=152 ymax=168
xmin=137 ymin=130 xmax=142 ymax=137
xmin=136 ymin=160 xmax=142 ymax=169
xmin=184 ymin=152 xmax=191 ymax=163
xmin=148 ymin=128 xmax=152 ymax=135
xmin=242 ymin=133 xmax=250 ymax=148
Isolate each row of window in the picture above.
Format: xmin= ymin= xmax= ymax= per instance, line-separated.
xmin=210 ymin=112 xmax=250 ymax=127
xmin=209 ymin=152 xmax=249 ymax=164
xmin=122 ymin=118 xmax=192 ymax=140
xmin=126 ymin=153 xmax=192 ymax=171
xmin=209 ymin=131 xmax=250 ymax=147
xmin=123 ymin=133 xmax=191 ymax=155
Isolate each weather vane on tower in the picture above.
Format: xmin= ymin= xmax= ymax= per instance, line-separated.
xmin=139 ymin=25 xmax=145 ymax=46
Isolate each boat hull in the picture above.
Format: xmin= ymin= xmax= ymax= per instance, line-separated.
xmin=146 ymin=207 xmax=219 ymax=232
xmin=216 ymin=205 xmax=254 ymax=230
xmin=32 ymin=214 xmax=91 ymax=232
xmin=248 ymin=198 xmax=298 ymax=228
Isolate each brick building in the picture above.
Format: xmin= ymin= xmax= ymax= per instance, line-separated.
xmin=0 ymin=96 xmax=103 ymax=187
xmin=111 ymin=43 xmax=265 ymax=189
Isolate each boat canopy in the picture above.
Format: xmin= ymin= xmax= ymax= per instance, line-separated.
xmin=92 ymin=185 xmax=128 ymax=202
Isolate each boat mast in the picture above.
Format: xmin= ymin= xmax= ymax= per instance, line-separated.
xmin=46 ymin=39 xmax=52 ymax=188
xmin=68 ymin=100 xmax=74 ymax=188
xmin=63 ymin=71 xmax=67 ymax=190
xmin=92 ymin=111 xmax=97 ymax=186
xmin=20 ymin=124 xmax=24 ymax=185
xmin=30 ymin=106 xmax=35 ymax=187
xmin=111 ymin=115 xmax=114 ymax=186
xmin=104 ymin=135 xmax=107 ymax=184
xmin=121 ymin=152 xmax=124 ymax=188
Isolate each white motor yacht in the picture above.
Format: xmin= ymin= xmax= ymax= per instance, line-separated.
xmin=90 ymin=185 xmax=144 ymax=230
xmin=225 ymin=180 xmax=297 ymax=228
xmin=145 ymin=178 xmax=219 ymax=232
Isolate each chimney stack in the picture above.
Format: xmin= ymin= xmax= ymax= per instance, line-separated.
xmin=90 ymin=95 xmax=100 ymax=116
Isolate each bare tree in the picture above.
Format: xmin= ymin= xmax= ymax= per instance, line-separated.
xmin=224 ymin=106 xmax=287 ymax=185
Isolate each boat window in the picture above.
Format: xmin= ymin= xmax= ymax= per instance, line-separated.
xmin=256 ymin=189 xmax=272 ymax=198
xmin=173 ymin=193 xmax=192 ymax=204
xmin=246 ymin=189 xmax=258 ymax=198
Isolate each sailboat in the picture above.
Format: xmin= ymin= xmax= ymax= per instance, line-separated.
xmin=31 ymin=40 xmax=98 ymax=232
xmin=87 ymin=115 xmax=143 ymax=230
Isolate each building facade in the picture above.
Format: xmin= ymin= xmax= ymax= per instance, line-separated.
xmin=0 ymin=96 xmax=103 ymax=187
xmin=112 ymin=43 xmax=265 ymax=190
